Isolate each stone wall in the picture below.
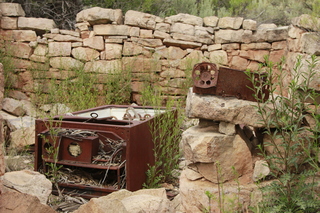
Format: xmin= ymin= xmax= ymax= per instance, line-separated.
xmin=0 ymin=3 xmax=319 ymax=104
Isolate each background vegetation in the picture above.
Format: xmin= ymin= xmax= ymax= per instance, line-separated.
xmin=6 ymin=0 xmax=320 ymax=29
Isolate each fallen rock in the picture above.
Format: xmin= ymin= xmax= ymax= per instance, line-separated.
xmin=0 ymin=111 xmax=35 ymax=131
xmin=0 ymin=191 xmax=56 ymax=213
xmin=2 ymin=98 xmax=26 ymax=117
xmin=1 ymin=170 xmax=52 ymax=205
xmin=253 ymin=160 xmax=270 ymax=182
xmin=9 ymin=125 xmax=35 ymax=151
xmin=74 ymin=188 xmax=174 ymax=213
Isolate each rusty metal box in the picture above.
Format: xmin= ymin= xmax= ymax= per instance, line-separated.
xmin=34 ymin=105 xmax=176 ymax=198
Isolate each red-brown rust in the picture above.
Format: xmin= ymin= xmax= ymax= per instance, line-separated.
xmin=35 ymin=105 xmax=177 ymax=198
xmin=192 ymin=62 xmax=269 ymax=102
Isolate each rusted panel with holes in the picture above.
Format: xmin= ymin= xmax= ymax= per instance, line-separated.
xmin=35 ymin=105 xmax=176 ymax=198
xmin=192 ymin=62 xmax=269 ymax=102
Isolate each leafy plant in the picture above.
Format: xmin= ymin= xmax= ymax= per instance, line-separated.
xmin=247 ymin=55 xmax=320 ymax=212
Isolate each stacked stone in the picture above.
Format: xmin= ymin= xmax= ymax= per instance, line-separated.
xmin=179 ymin=88 xmax=272 ymax=212
xmin=0 ymin=2 xmax=303 ymax=103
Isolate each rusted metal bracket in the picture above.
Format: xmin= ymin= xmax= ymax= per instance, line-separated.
xmin=192 ymin=62 xmax=269 ymax=102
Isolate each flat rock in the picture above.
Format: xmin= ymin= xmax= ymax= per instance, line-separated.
xmin=76 ymin=7 xmax=123 ymax=25
xmin=186 ymin=88 xmax=271 ymax=128
xmin=0 ymin=3 xmax=25 ymax=17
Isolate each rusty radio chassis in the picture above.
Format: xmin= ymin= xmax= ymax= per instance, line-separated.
xmin=192 ymin=62 xmax=270 ymax=102
xmin=35 ymin=105 xmax=176 ymax=199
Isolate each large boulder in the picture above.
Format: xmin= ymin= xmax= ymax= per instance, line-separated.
xmin=74 ymin=188 xmax=174 ymax=213
xmin=0 ymin=191 xmax=56 ymax=213
xmin=1 ymin=170 xmax=52 ymax=205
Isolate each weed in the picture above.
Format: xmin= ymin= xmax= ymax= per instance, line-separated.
xmin=247 ymin=55 xmax=320 ymax=212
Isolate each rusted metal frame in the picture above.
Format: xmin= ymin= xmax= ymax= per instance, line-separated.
xmin=35 ymin=105 xmax=177 ymax=198
xmin=192 ymin=62 xmax=270 ymax=102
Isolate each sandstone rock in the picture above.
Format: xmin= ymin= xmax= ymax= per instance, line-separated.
xmin=75 ymin=22 xmax=90 ymax=31
xmin=218 ymin=17 xmax=243 ymax=29
xmin=286 ymin=52 xmax=320 ymax=92
xmin=76 ymin=7 xmax=123 ymax=25
xmin=215 ymin=29 xmax=245 ymax=44
xmin=140 ymin=29 xmax=153 ymax=38
xmin=33 ymin=44 xmax=48 ymax=56
xmin=39 ymin=103 xmax=71 ymax=116
xmin=208 ymin=44 xmax=222 ymax=51
xmin=30 ymin=54 xmax=48 ymax=63
xmin=299 ymin=32 xmax=320 ymax=55
xmin=48 ymin=42 xmax=71 ymax=56
xmin=156 ymin=46 xmax=187 ymax=60
xmin=74 ymin=188 xmax=173 ymax=213
xmin=155 ymin=22 xmax=171 ymax=32
xmin=2 ymin=97 xmax=26 ymax=116
xmin=209 ymin=50 xmax=228 ymax=65
xmin=291 ymin=14 xmax=320 ymax=32
xmin=0 ymin=29 xmax=37 ymax=41
xmin=1 ymin=170 xmax=52 ymax=204
xmin=230 ymin=56 xmax=249 ymax=70
xmin=163 ymin=38 xmax=202 ymax=49
xmin=160 ymin=68 xmax=186 ymax=78
xmin=272 ymin=41 xmax=287 ymax=50
xmin=171 ymin=23 xmax=195 ymax=36
xmin=7 ymin=42 xmax=32 ymax=59
xmin=0 ymin=3 xmax=25 ymax=17
xmin=186 ymin=88 xmax=271 ymax=127
xmin=243 ymin=19 xmax=257 ymax=31
xmin=253 ymin=160 xmax=270 ymax=182
xmin=219 ymin=122 xmax=236 ymax=135
xmin=0 ymin=191 xmax=56 ymax=213
xmin=132 ymin=38 xmax=163 ymax=48
xmin=84 ymin=60 xmax=122 ymax=74
xmin=94 ymin=24 xmax=130 ymax=36
xmin=203 ymin=16 xmax=219 ymax=27
xmin=241 ymin=42 xmax=271 ymax=50
xmin=0 ymin=111 xmax=35 ymax=131
xmin=239 ymin=50 xmax=269 ymax=63
xmin=50 ymin=57 xmax=84 ymax=70
xmin=154 ymin=30 xmax=171 ymax=39
xmin=45 ymin=34 xmax=82 ymax=42
xmin=7 ymin=90 xmax=28 ymax=100
xmin=122 ymin=41 xmax=144 ymax=56
xmin=288 ymin=25 xmax=305 ymax=39
xmin=72 ymin=47 xmax=100 ymax=61
xmin=1 ymin=17 xmax=17 ymax=29
xmin=83 ymin=36 xmax=104 ymax=50
xmin=165 ymin=13 xmax=203 ymax=26
xmin=179 ymin=169 xmax=256 ymax=213
xmin=104 ymin=43 xmax=122 ymax=59
xmin=9 ymin=125 xmax=35 ymax=151
xmin=122 ymin=57 xmax=161 ymax=72
xmin=254 ymin=26 xmax=289 ymax=42
xmin=125 ymin=10 xmax=159 ymax=30
xmin=18 ymin=17 xmax=56 ymax=31
xmin=184 ymin=167 xmax=203 ymax=180
xmin=222 ymin=43 xmax=240 ymax=50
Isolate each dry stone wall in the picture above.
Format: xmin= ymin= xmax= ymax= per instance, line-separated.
xmin=1 ymin=3 xmax=319 ymax=103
